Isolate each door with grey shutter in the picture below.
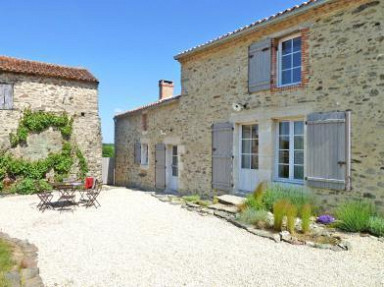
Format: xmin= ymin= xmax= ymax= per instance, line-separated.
xmin=212 ymin=122 xmax=233 ymax=192
xmin=0 ymin=84 xmax=13 ymax=109
xmin=306 ymin=111 xmax=351 ymax=190
xmin=248 ymin=39 xmax=271 ymax=93
xmin=155 ymin=143 xmax=166 ymax=189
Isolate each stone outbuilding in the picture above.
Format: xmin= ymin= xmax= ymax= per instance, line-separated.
xmin=0 ymin=56 xmax=102 ymax=180
xmin=115 ymin=0 xmax=383 ymax=210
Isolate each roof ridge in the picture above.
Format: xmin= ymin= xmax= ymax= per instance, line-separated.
xmin=0 ymin=55 xmax=89 ymax=71
xmin=175 ymin=0 xmax=326 ymax=59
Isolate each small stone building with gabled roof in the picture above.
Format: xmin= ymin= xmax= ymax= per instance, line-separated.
xmin=115 ymin=0 xmax=383 ymax=211
xmin=0 ymin=56 xmax=102 ymax=180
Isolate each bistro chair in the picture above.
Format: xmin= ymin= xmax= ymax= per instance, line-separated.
xmin=86 ymin=179 xmax=102 ymax=209
xmin=37 ymin=191 xmax=53 ymax=212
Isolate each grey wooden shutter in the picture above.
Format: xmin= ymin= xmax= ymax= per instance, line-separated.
xmin=248 ymin=39 xmax=272 ymax=93
xmin=134 ymin=141 xmax=141 ymax=164
xmin=306 ymin=111 xmax=351 ymax=190
xmin=212 ymin=122 xmax=233 ymax=192
xmin=0 ymin=84 xmax=13 ymax=109
xmin=155 ymin=144 xmax=166 ymax=189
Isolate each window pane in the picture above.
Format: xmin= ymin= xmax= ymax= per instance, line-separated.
xmin=242 ymin=155 xmax=251 ymax=169
xmin=294 ymin=136 xmax=304 ymax=149
xmin=242 ymin=126 xmax=251 ymax=139
xmin=282 ymin=39 xmax=292 ymax=55
xmin=172 ymin=167 xmax=178 ymax=177
xmin=293 ymin=52 xmax=301 ymax=68
xmin=294 ymin=165 xmax=304 ymax=180
xmin=292 ymin=67 xmax=301 ymax=83
xmin=294 ymin=151 xmax=304 ymax=165
xmin=282 ymin=70 xmax=292 ymax=85
xmin=251 ymin=139 xmax=259 ymax=154
xmin=251 ymin=155 xmax=258 ymax=169
xmin=251 ymin=125 xmax=258 ymax=138
xmin=294 ymin=121 xmax=304 ymax=135
xmin=279 ymin=122 xmax=290 ymax=135
xmin=282 ymin=55 xmax=292 ymax=70
xmin=279 ymin=136 xmax=290 ymax=149
xmin=172 ymin=146 xmax=177 ymax=156
xmin=278 ymin=165 xmax=289 ymax=179
xmin=242 ymin=140 xmax=251 ymax=154
xmin=293 ymin=37 xmax=302 ymax=52
xmin=279 ymin=151 xmax=289 ymax=164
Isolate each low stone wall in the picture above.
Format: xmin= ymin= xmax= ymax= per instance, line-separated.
xmin=0 ymin=232 xmax=43 ymax=287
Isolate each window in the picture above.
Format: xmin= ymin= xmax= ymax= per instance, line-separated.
xmin=278 ymin=35 xmax=302 ymax=87
xmin=142 ymin=113 xmax=147 ymax=131
xmin=276 ymin=121 xmax=304 ymax=182
xmin=241 ymin=124 xmax=259 ymax=170
xmin=0 ymin=83 xmax=14 ymax=110
xmin=172 ymin=146 xmax=178 ymax=177
xmin=140 ymin=143 xmax=148 ymax=166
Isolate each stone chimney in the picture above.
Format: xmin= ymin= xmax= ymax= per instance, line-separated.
xmin=159 ymin=80 xmax=174 ymax=100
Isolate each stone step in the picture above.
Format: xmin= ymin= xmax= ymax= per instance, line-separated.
xmin=208 ymin=203 xmax=239 ymax=214
xmin=217 ymin=194 xmax=245 ymax=206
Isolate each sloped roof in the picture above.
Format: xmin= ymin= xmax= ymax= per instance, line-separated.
xmin=175 ymin=0 xmax=328 ymax=60
xmin=0 ymin=56 xmax=99 ymax=83
xmin=114 ymin=95 xmax=181 ymax=119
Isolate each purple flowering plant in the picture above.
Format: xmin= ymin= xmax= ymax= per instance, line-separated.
xmin=317 ymin=214 xmax=335 ymax=224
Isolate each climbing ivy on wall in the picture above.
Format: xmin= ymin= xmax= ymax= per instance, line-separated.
xmin=0 ymin=110 xmax=88 ymax=193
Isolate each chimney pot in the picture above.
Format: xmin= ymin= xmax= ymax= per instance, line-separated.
xmin=159 ymin=80 xmax=174 ymax=100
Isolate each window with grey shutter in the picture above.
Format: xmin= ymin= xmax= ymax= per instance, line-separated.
xmin=212 ymin=122 xmax=234 ymax=192
xmin=306 ymin=111 xmax=351 ymax=191
xmin=134 ymin=141 xmax=141 ymax=164
xmin=0 ymin=84 xmax=13 ymax=109
xmin=248 ymin=39 xmax=272 ymax=93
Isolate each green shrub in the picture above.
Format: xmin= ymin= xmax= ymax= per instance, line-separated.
xmin=182 ymin=194 xmax=200 ymax=203
xmin=0 ymin=239 xmax=13 ymax=271
xmin=301 ymin=203 xmax=312 ymax=234
xmin=11 ymin=179 xmax=52 ymax=195
xmin=273 ymin=199 xmax=290 ymax=231
xmin=76 ymin=148 xmax=88 ymax=179
xmin=264 ymin=184 xmax=312 ymax=212
xmin=368 ymin=216 xmax=384 ymax=237
xmin=237 ymin=208 xmax=268 ymax=226
xmin=286 ymin=203 xmax=298 ymax=234
xmin=335 ymin=201 xmax=375 ymax=232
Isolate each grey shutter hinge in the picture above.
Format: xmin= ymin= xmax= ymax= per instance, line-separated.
xmin=231 ymin=155 xmax=234 ymax=159
xmin=249 ymin=55 xmax=254 ymax=59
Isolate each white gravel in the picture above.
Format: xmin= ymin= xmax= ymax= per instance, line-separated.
xmin=0 ymin=188 xmax=383 ymax=287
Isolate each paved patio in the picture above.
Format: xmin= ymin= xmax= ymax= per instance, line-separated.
xmin=0 ymin=188 xmax=383 ymax=287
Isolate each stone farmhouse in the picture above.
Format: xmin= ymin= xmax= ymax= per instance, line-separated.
xmin=115 ymin=0 xmax=383 ymax=210
xmin=0 ymin=56 xmax=102 ymax=179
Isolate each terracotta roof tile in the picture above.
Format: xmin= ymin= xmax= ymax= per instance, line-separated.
xmin=115 ymin=95 xmax=181 ymax=119
xmin=175 ymin=0 xmax=325 ymax=59
xmin=0 ymin=56 xmax=98 ymax=83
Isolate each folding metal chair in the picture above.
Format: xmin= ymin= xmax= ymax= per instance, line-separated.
xmin=86 ymin=180 xmax=102 ymax=208
xmin=37 ymin=192 xmax=53 ymax=212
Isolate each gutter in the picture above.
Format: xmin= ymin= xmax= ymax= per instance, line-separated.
xmin=174 ymin=0 xmax=332 ymax=61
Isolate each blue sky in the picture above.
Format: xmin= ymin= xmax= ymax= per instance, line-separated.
xmin=1 ymin=0 xmax=303 ymax=143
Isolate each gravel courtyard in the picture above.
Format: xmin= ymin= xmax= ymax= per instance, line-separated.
xmin=0 ymin=188 xmax=383 ymax=287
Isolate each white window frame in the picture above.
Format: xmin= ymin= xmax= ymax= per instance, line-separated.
xmin=277 ymin=33 xmax=302 ymax=87
xmin=140 ymin=143 xmax=149 ymax=167
xmin=274 ymin=120 xmax=305 ymax=184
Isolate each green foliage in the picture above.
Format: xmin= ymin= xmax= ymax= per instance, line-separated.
xmin=301 ymin=203 xmax=312 ymax=234
xmin=76 ymin=148 xmax=88 ymax=179
xmin=182 ymin=194 xmax=201 ymax=203
xmin=10 ymin=178 xmax=52 ymax=195
xmin=102 ymin=144 xmax=115 ymax=158
xmin=9 ymin=109 xmax=73 ymax=147
xmin=368 ymin=216 xmax=384 ymax=237
xmin=286 ymin=203 xmax=298 ymax=234
xmin=273 ymin=199 xmax=290 ymax=231
xmin=0 ymin=239 xmax=14 ymax=272
xmin=335 ymin=201 xmax=375 ymax=232
xmin=237 ymin=208 xmax=268 ymax=226
xmin=264 ymin=184 xmax=313 ymax=213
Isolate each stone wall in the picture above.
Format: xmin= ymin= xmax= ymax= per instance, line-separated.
xmin=115 ymin=0 xmax=384 ymax=210
xmin=0 ymin=72 xmax=102 ymax=179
